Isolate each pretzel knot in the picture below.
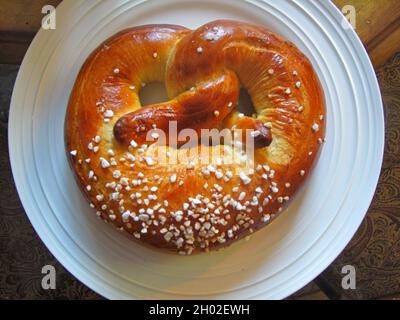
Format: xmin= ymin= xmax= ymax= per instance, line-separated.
xmin=65 ymin=20 xmax=326 ymax=255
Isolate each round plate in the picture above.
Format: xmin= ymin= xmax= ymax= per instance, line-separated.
xmin=9 ymin=0 xmax=384 ymax=299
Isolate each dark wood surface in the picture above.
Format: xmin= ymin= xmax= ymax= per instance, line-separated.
xmin=0 ymin=0 xmax=399 ymax=300
xmin=1 ymin=1 xmax=400 ymax=68
xmin=333 ymin=0 xmax=400 ymax=67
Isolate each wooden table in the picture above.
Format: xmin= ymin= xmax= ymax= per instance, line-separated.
xmin=0 ymin=0 xmax=399 ymax=300
xmin=1 ymin=0 xmax=399 ymax=68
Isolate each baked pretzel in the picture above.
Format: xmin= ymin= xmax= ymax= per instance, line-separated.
xmin=65 ymin=20 xmax=325 ymax=255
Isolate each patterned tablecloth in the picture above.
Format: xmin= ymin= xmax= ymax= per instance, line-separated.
xmin=317 ymin=53 xmax=400 ymax=300
xmin=0 ymin=52 xmax=399 ymax=299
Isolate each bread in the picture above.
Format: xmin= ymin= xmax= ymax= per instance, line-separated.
xmin=65 ymin=20 xmax=325 ymax=255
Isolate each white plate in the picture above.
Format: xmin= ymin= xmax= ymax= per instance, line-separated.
xmin=9 ymin=0 xmax=384 ymax=299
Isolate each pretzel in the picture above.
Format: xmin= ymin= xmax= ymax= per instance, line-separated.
xmin=65 ymin=20 xmax=325 ymax=255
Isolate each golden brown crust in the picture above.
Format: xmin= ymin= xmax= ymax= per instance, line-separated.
xmin=65 ymin=20 xmax=326 ymax=255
